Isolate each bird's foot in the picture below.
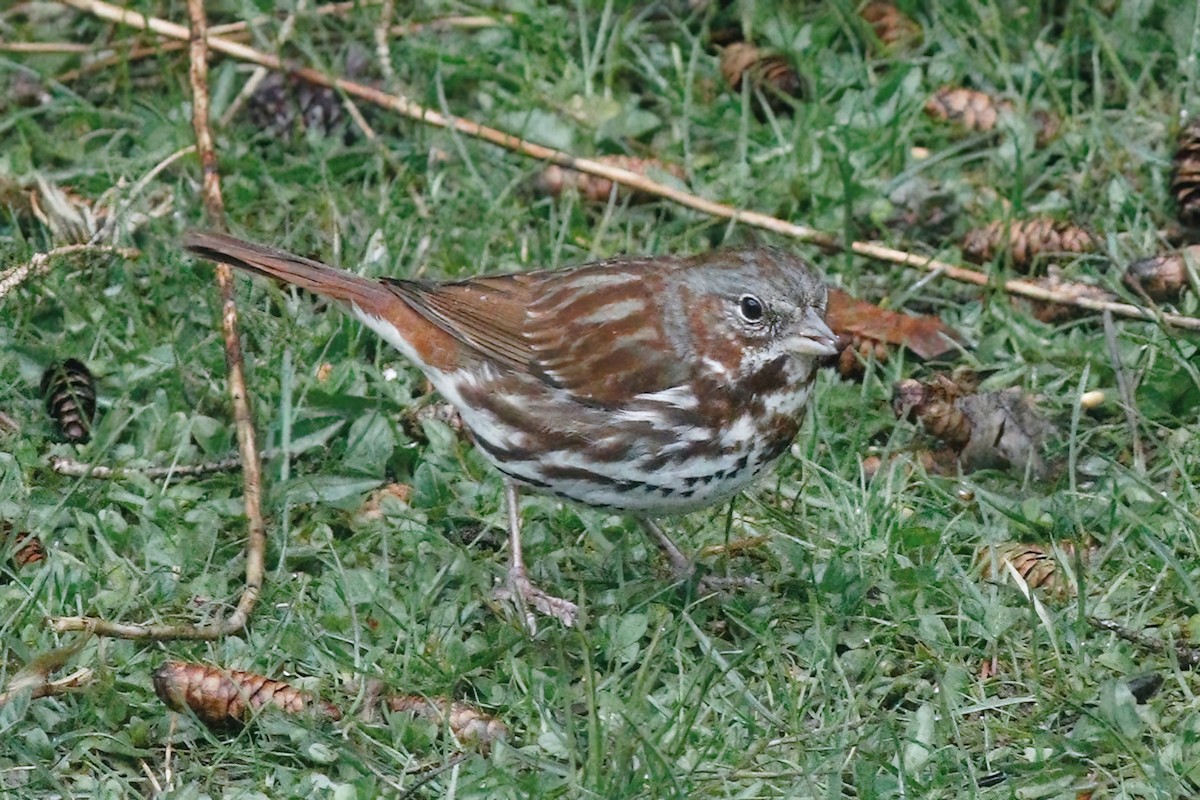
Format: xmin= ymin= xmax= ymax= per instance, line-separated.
xmin=494 ymin=569 xmax=579 ymax=630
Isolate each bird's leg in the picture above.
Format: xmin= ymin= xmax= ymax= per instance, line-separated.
xmin=493 ymin=481 xmax=579 ymax=628
xmin=638 ymin=517 xmax=758 ymax=595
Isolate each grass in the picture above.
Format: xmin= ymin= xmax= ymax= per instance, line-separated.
xmin=2 ymin=0 xmax=1200 ymax=797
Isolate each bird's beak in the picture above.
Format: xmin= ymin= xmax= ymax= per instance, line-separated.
xmin=785 ymin=308 xmax=838 ymax=357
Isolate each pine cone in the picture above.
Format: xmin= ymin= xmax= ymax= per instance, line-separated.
xmin=835 ymin=335 xmax=890 ymax=381
xmin=977 ymin=539 xmax=1096 ymax=598
xmin=961 ymin=218 xmax=1096 ymax=270
xmin=1027 ymin=269 xmax=1120 ymax=323
xmin=925 ymin=86 xmax=1011 ymax=133
xmin=153 ymin=661 xmax=341 ymax=728
xmin=720 ymin=43 xmax=804 ymax=117
xmin=1171 ymin=119 xmax=1200 ymax=229
xmin=1124 ymin=245 xmax=1197 ymax=301
xmin=893 ymin=374 xmax=972 ymax=447
xmin=2 ymin=521 xmax=45 ymax=571
xmin=534 ymin=155 xmax=686 ymax=203
xmin=893 ymin=375 xmax=1055 ymax=476
xmin=246 ymin=73 xmax=346 ymax=139
xmin=859 ymin=1 xmax=922 ymax=50
xmin=41 ymin=359 xmax=97 ymax=444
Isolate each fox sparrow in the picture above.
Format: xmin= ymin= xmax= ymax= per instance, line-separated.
xmin=184 ymin=231 xmax=837 ymax=627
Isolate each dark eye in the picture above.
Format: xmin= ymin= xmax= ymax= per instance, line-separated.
xmin=738 ymin=294 xmax=765 ymax=323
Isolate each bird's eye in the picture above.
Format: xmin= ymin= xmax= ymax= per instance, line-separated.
xmin=738 ymin=294 xmax=765 ymax=323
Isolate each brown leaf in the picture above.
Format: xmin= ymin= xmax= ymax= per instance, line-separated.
xmin=825 ymin=288 xmax=958 ymax=360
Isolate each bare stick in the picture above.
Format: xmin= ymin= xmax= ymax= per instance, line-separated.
xmin=182 ymin=0 xmax=265 ymax=638
xmin=0 ymin=639 xmax=92 ymax=708
xmin=49 ymin=454 xmax=243 ymax=480
xmin=53 ymin=3 xmax=481 ymax=84
xmin=56 ymin=0 xmax=1200 ymax=331
xmin=51 ymin=0 xmax=267 ymax=641
xmin=0 ymin=244 xmax=139 ymax=303
xmin=0 ymin=42 xmax=94 ymax=53
xmin=1089 ymin=616 xmax=1200 ymax=669
xmin=390 ymin=15 xmax=511 ymax=36
xmin=0 ymin=667 xmax=94 ymax=707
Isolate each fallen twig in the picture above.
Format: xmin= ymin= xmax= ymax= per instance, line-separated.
xmin=0 ymin=41 xmax=94 ymax=53
xmin=0 ymin=667 xmax=94 ymax=706
xmin=48 ymin=454 xmax=244 ymax=480
xmin=1089 ymin=616 xmax=1200 ymax=669
xmin=0 ymin=244 xmax=140 ymax=303
xmin=55 ymin=0 xmax=1200 ymax=332
xmin=390 ymin=15 xmax=511 ymax=36
xmin=0 ymin=639 xmax=93 ymax=708
xmin=50 ymin=0 xmax=267 ymax=642
xmin=53 ymin=4 xmax=494 ymax=83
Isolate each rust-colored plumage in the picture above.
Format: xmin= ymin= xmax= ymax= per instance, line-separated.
xmin=185 ymin=231 xmax=836 ymax=626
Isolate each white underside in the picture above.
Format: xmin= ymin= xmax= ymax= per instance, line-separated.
xmin=356 ymin=306 xmax=812 ymax=513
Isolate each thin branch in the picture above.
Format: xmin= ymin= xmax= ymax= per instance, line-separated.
xmin=0 ymin=244 xmax=139 ymax=303
xmin=52 ymin=2 xmax=475 ymax=84
xmin=51 ymin=0 xmax=267 ymax=642
xmin=0 ymin=41 xmax=94 ymax=53
xmin=1088 ymin=616 xmax=1200 ymax=669
xmin=390 ymin=15 xmax=511 ymax=37
xmin=0 ymin=667 xmax=94 ymax=707
xmin=184 ymin=0 xmax=265 ymax=638
xmin=0 ymin=638 xmax=92 ymax=708
xmin=48 ymin=454 xmax=243 ymax=481
xmin=54 ymin=0 xmax=1200 ymax=331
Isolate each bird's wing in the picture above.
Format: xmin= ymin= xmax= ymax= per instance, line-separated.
xmin=388 ymin=258 xmax=690 ymax=406
xmin=385 ymin=274 xmax=536 ymax=372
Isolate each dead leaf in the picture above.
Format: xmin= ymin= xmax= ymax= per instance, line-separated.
xmin=825 ymin=288 xmax=959 ymax=360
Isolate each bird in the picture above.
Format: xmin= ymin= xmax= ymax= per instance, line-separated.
xmin=184 ymin=231 xmax=837 ymax=627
